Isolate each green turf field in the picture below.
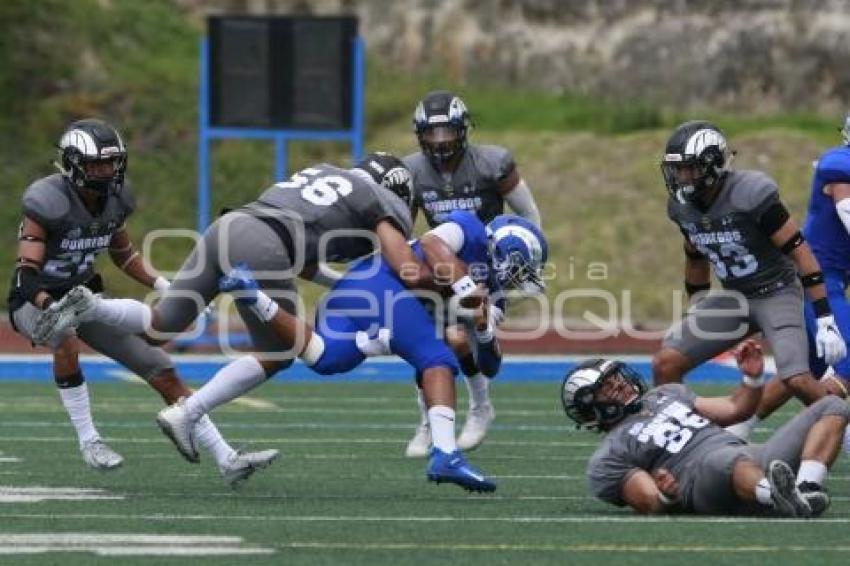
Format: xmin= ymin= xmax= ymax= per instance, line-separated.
xmin=0 ymin=380 xmax=848 ymax=565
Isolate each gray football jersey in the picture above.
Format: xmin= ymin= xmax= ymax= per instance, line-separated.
xmin=247 ymin=164 xmax=413 ymax=265
xmin=15 ymin=173 xmax=135 ymax=295
xmin=668 ymin=170 xmax=797 ymax=297
xmin=587 ymin=384 xmax=744 ymax=511
xmin=404 ymin=144 xmax=515 ymax=227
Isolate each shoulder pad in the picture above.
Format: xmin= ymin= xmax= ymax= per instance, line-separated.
xmin=22 ymin=174 xmax=71 ymax=228
xmin=728 ymin=170 xmax=779 ymax=211
xmin=471 ymin=144 xmax=516 ymax=180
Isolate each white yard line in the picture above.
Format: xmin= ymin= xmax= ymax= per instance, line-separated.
xmin=0 ymin=533 xmax=273 ymax=556
xmin=2 ymin=512 xmax=850 ymax=524
xmin=0 ymin=436 xmax=601 ymax=447
xmin=272 ymin=541 xmax=850 ymax=553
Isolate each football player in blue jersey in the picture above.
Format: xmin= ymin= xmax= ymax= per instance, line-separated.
xmin=801 ymin=114 xmax=850 ymax=447
xmin=154 ymin=211 xmax=547 ymax=493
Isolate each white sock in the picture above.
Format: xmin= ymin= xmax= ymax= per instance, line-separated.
xmin=185 ymin=356 xmax=267 ymax=421
xmin=464 ymin=373 xmax=490 ymax=410
xmin=725 ymin=415 xmax=760 ymax=441
xmin=300 ymin=333 xmax=325 ymax=366
xmin=88 ymin=297 xmax=150 ymax=332
xmin=428 ymin=405 xmax=456 ymax=453
xmin=250 ymin=290 xmax=279 ymax=322
xmin=415 ymin=387 xmax=428 ymax=427
xmin=58 ymin=383 xmax=100 ymax=446
xmin=755 ymin=477 xmax=773 ymax=506
xmin=355 ymin=328 xmax=392 ymax=357
xmin=797 ymin=460 xmax=828 ymax=487
xmin=194 ymin=414 xmax=237 ymax=467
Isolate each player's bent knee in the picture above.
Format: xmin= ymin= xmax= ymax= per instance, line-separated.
xmin=811 ymin=394 xmax=850 ymax=420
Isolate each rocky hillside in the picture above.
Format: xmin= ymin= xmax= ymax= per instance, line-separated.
xmin=193 ymin=0 xmax=850 ymax=113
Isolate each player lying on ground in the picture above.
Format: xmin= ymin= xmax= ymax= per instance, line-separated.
xmin=11 ymin=118 xmax=276 ymax=484
xmin=403 ymin=90 xmax=543 ymax=456
xmin=652 ymin=120 xmax=846 ymax=441
xmin=563 ymin=339 xmax=848 ymax=517
xmin=157 ymin=212 xmax=547 ymax=493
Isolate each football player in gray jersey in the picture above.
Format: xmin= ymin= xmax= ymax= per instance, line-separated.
xmin=11 ymin=119 xmax=277 ymax=484
xmin=402 ymin=90 xmax=542 ymax=456
xmin=563 ymin=339 xmax=848 ymax=517
xmin=36 ymin=152 xmax=427 ymax=464
xmin=652 ymin=120 xmax=847 ymax=440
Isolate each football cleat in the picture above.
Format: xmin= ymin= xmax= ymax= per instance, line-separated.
xmin=768 ymin=460 xmax=811 ymax=518
xmin=426 ymin=448 xmax=496 ymax=493
xmin=798 ymin=481 xmax=830 ymax=518
xmin=404 ymin=422 xmax=431 ymax=458
xmin=156 ymin=398 xmax=199 ymax=463
xmin=32 ymin=285 xmax=96 ymax=345
xmin=457 ymin=403 xmax=495 ymax=451
xmin=218 ymin=265 xmax=259 ymax=306
xmin=80 ymin=438 xmax=124 ymax=471
xmin=219 ymin=449 xmax=280 ymax=488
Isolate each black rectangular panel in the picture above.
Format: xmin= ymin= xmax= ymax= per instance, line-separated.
xmin=209 ymin=16 xmax=357 ymax=130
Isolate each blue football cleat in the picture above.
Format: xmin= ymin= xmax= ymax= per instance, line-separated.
xmin=219 ymin=264 xmax=259 ymax=306
xmin=426 ymin=448 xmax=496 ymax=493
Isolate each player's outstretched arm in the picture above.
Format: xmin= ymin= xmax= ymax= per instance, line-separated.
xmin=14 ymin=216 xmax=52 ymax=309
xmin=693 ymin=339 xmax=764 ymax=426
xmin=375 ymin=219 xmax=434 ymax=289
xmin=109 ymin=227 xmax=168 ymax=291
xmin=769 ymin=216 xmax=846 ymax=363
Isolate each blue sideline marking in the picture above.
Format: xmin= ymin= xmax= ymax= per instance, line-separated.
xmin=0 ymin=355 xmax=746 ymax=383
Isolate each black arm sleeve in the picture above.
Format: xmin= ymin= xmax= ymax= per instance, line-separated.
xmin=757 ymin=201 xmax=791 ymax=236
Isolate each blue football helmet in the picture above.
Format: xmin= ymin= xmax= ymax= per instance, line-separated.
xmin=486 ymin=215 xmax=548 ymax=294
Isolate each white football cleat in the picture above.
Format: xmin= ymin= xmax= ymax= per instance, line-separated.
xmin=219 ymin=449 xmax=280 ymax=488
xmin=156 ymin=398 xmax=199 ymax=463
xmin=405 ymin=422 xmax=431 ymax=458
xmin=32 ymin=286 xmax=96 ymax=345
xmin=457 ymin=404 xmax=495 ymax=451
xmin=80 ymin=438 xmax=123 ymax=471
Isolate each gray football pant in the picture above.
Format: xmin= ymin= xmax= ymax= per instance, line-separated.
xmin=689 ymin=395 xmax=850 ymax=515
xmin=663 ymin=284 xmax=810 ymax=380
xmin=13 ymin=302 xmax=172 ymax=380
xmin=154 ymin=212 xmax=298 ymax=357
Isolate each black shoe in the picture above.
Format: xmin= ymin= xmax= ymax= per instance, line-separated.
xmin=797 ymin=481 xmax=830 ymax=518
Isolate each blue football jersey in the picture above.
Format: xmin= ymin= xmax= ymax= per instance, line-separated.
xmin=803 ymin=146 xmax=850 ymax=271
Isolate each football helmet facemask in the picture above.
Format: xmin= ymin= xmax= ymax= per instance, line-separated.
xmin=661 ymin=120 xmax=731 ymax=208
xmin=561 ymin=359 xmax=647 ymax=431
xmin=353 ymin=151 xmax=414 ymax=209
xmin=413 ymin=90 xmax=471 ymax=164
xmin=486 ymin=215 xmax=548 ymax=294
xmin=57 ymin=118 xmax=127 ymax=194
